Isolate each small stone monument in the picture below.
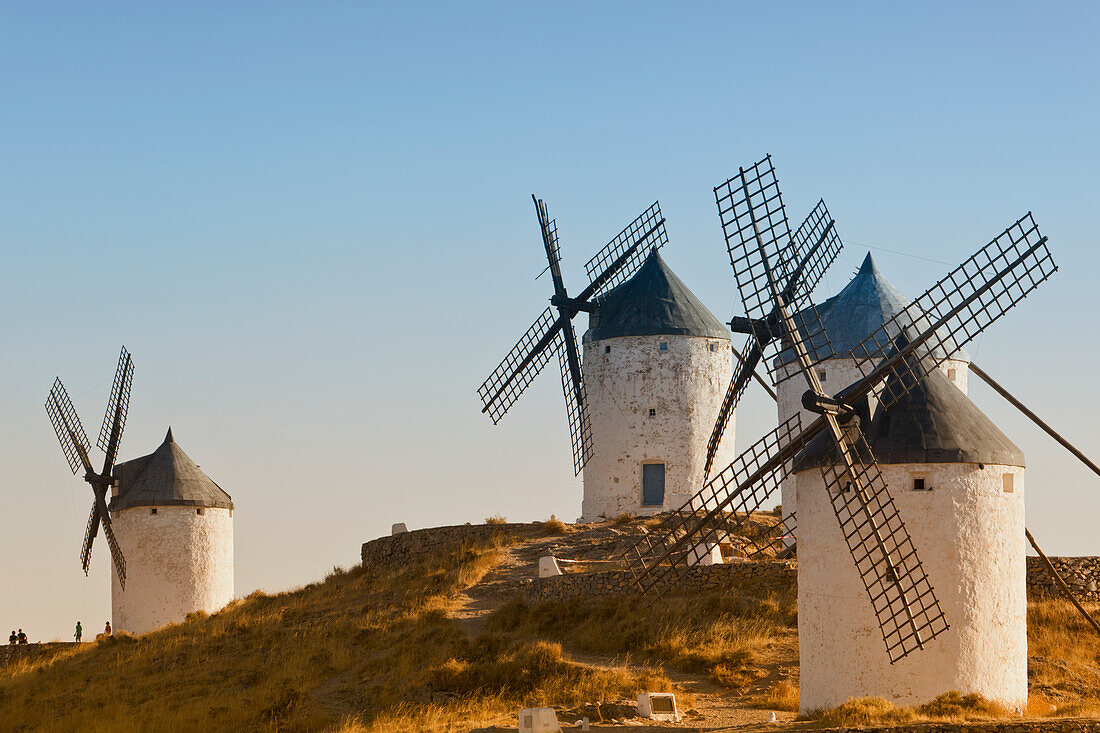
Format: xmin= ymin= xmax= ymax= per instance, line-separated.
xmin=518 ymin=707 xmax=561 ymax=733
xmin=637 ymin=692 xmax=679 ymax=722
xmin=391 ymin=523 xmax=407 ymax=536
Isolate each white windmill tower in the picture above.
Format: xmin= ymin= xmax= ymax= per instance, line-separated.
xmin=479 ymin=197 xmax=733 ymax=520
xmin=794 ymin=367 xmax=1027 ymax=709
xmin=619 ymin=156 xmax=1056 ymax=711
xmin=46 ymin=348 xmax=235 ymax=636
xmin=109 ymin=428 xmax=234 ymax=635
xmin=580 ymin=250 xmax=733 ymax=519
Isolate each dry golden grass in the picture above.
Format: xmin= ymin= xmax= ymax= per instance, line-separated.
xmin=0 ymin=534 xmax=665 ymax=733
xmin=485 ymin=581 xmax=797 ymax=691
xmin=612 ymin=512 xmax=634 ymax=525
xmin=1027 ymin=596 xmax=1100 ymax=715
xmin=484 ymin=514 xmax=508 ymax=525
xmin=761 ymin=679 xmax=800 ymax=712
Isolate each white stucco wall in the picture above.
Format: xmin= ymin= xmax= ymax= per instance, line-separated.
xmin=580 ymin=335 xmax=734 ymax=520
xmin=776 ymin=358 xmax=969 ymax=535
xmin=110 ymin=506 xmax=234 ymax=635
xmin=796 ymin=461 xmax=1026 ymax=711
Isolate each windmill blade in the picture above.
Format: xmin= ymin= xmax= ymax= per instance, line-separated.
xmin=100 ymin=507 xmax=127 ymax=587
xmin=479 ymin=308 xmax=565 ymax=423
xmin=79 ymin=501 xmax=100 ymax=574
xmin=848 ymin=212 xmax=1056 ymax=412
xmin=788 ymin=199 xmax=843 ymax=303
xmin=622 ymin=414 xmax=807 ymax=595
xmin=702 ymin=338 xmax=763 ymax=477
xmin=716 ymin=155 xmax=800 ymax=322
xmin=98 ymin=346 xmax=134 ymax=468
xmin=582 ymin=202 xmax=668 ymax=300
xmin=814 ymin=422 xmax=950 ymax=663
xmin=555 ymin=326 xmax=593 ymax=475
xmin=46 ymin=378 xmax=93 ymax=475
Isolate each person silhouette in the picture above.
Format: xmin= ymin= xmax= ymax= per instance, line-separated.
xmin=7 ymin=630 xmax=15 ymax=645
xmin=16 ymin=629 xmax=27 ymax=644
xmin=74 ymin=621 xmax=82 ymax=643
xmin=104 ymin=621 xmax=112 ymax=636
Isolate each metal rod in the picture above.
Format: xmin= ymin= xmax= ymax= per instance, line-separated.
xmin=730 ymin=342 xmax=777 ymax=400
xmin=970 ymin=362 xmax=1100 ymax=479
xmin=1025 ymin=528 xmax=1100 ymax=638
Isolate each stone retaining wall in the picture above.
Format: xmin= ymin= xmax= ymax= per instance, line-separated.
xmin=361 ymin=523 xmax=1099 ymax=605
xmin=523 ymin=560 xmax=797 ymax=603
xmin=361 ymin=522 xmax=536 ymax=569
xmin=1027 ymin=557 xmax=1100 ymax=602
xmin=814 ymin=721 xmax=1100 ymax=733
xmin=0 ymin=642 xmax=72 ymax=668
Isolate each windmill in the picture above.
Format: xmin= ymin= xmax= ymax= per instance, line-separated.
xmin=702 ymin=160 xmax=844 ymax=477
xmin=621 ymin=156 xmax=1057 ymax=663
xmin=46 ymin=346 xmax=134 ymax=588
xmin=478 ymin=196 xmax=668 ymax=474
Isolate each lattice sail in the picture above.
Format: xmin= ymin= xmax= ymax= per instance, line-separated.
xmin=584 ymin=202 xmax=668 ymax=299
xmin=46 ymin=378 xmax=92 ymax=475
xmin=848 ymin=212 xmax=1056 ymax=412
xmin=98 ymin=346 xmax=134 ymax=466
xmin=478 ymin=308 xmax=562 ymax=423
xmin=556 ymin=330 xmax=593 ymax=475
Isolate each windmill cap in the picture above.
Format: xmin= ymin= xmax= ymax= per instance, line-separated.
xmin=108 ymin=429 xmax=233 ymax=511
xmin=794 ymin=367 xmax=1024 ymax=470
xmin=583 ymin=250 xmax=730 ymax=343
xmin=776 ymin=252 xmax=969 ymax=366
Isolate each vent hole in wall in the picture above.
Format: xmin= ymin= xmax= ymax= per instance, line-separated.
xmin=1003 ymin=473 xmax=1014 ymax=493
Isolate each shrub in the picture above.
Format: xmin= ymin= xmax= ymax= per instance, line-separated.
xmin=805 ymin=697 xmax=916 ymax=728
xmin=484 ymin=515 xmax=507 ymax=525
xmin=542 ymin=516 xmax=568 ymax=534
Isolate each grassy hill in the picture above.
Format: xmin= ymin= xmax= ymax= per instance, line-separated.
xmin=1 ymin=520 xmax=1097 ymax=732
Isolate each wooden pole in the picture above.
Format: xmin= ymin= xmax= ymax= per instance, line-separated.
xmin=1025 ymin=527 xmax=1100 ymax=638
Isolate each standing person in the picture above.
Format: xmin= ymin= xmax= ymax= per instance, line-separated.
xmin=74 ymin=621 xmax=82 ymax=643
xmin=104 ymin=621 xmax=111 ymax=636
xmin=7 ymin=631 xmax=15 ymax=645
xmin=16 ymin=629 xmax=27 ymax=644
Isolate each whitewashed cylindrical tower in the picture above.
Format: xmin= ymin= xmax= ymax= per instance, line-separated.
xmin=776 ymin=254 xmax=970 ymax=531
xmin=108 ymin=429 xmax=234 ymax=635
xmin=795 ymin=369 xmax=1027 ymax=711
xmin=580 ymin=251 xmax=734 ymax=520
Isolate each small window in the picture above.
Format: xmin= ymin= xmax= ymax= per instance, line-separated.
xmin=150 ymin=508 xmax=157 ymax=515
xmin=818 ymin=370 xmax=827 ymax=382
xmin=196 ymin=508 xmax=205 ymax=516
xmin=913 ymin=478 xmax=927 ymax=491
xmin=948 ymin=368 xmax=957 ymax=381
xmin=604 ymin=345 xmax=611 ymax=354
xmin=1003 ymin=473 xmax=1014 ymax=493
xmin=659 ymin=342 xmax=668 ymax=351
xmin=708 ymin=343 xmax=716 ymax=352
xmin=648 ymin=407 xmax=656 ymax=417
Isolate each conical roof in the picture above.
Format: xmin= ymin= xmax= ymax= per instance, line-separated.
xmin=109 ymin=429 xmax=233 ymax=511
xmin=794 ymin=368 xmax=1024 ymax=470
xmin=583 ymin=250 xmax=730 ymax=343
xmin=777 ymin=253 xmax=967 ymax=365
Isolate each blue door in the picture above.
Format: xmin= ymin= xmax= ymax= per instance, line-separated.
xmin=642 ymin=463 xmax=665 ymax=507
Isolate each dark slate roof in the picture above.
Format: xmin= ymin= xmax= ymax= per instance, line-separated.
xmin=776 ymin=253 xmax=968 ymax=366
xmin=109 ymin=429 xmax=234 ymax=511
xmin=794 ymin=368 xmax=1025 ymax=470
xmin=583 ymin=250 xmax=730 ymax=343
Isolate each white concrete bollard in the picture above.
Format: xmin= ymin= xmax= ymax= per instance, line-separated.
xmin=687 ymin=543 xmax=723 ymax=566
xmin=538 ymin=556 xmax=563 ymax=578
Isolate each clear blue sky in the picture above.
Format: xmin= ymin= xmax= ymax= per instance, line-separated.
xmin=2 ymin=2 xmax=1097 ymax=640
